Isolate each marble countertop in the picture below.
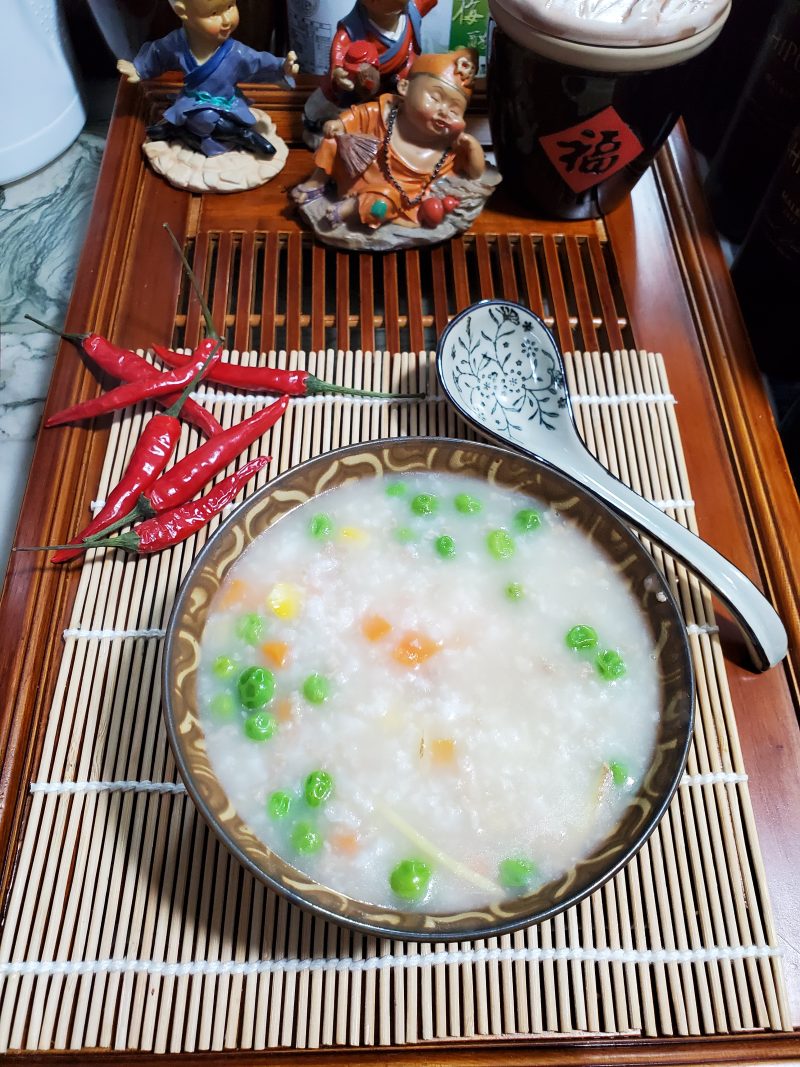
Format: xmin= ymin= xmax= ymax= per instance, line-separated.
xmin=0 ymin=128 xmax=106 ymax=580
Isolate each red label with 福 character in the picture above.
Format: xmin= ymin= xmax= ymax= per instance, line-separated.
xmin=539 ymin=106 xmax=644 ymax=193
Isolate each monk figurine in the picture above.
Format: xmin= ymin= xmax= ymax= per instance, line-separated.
xmin=117 ymin=0 xmax=300 ymax=193
xmin=302 ymin=0 xmax=436 ymax=148
xmin=292 ymin=48 xmax=502 ymax=252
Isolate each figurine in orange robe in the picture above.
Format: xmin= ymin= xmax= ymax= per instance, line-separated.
xmin=293 ymin=49 xmax=485 ymax=230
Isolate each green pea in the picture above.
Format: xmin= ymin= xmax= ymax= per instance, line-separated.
xmin=454 ymin=492 xmax=482 ymax=515
xmin=389 ymin=859 xmax=432 ymax=902
xmin=498 ymin=857 xmax=537 ymax=889
xmin=309 ymin=513 xmax=333 ymax=540
xmin=243 ymin=710 xmax=277 ymax=742
xmin=411 ymin=493 xmax=437 ymax=517
xmin=386 ymin=482 xmax=407 ymax=498
xmin=487 ymin=529 xmax=515 ymax=560
xmin=303 ymin=672 xmax=330 ymax=705
xmin=608 ymin=760 xmax=630 ymax=787
xmin=268 ymin=790 xmax=293 ymax=819
xmin=505 ymin=582 xmax=524 ymax=601
xmin=212 ymin=654 xmax=237 ymax=679
xmin=304 ymin=770 xmax=333 ymax=807
xmin=210 ymin=692 xmax=236 ymax=721
xmin=596 ymin=649 xmax=627 ymax=681
xmin=291 ymin=821 xmax=322 ymax=854
xmin=435 ymin=535 xmax=456 ymax=560
xmin=394 ymin=526 xmax=415 ymax=544
xmin=566 ymin=624 xmax=598 ymax=652
xmin=236 ymin=612 xmax=266 ymax=647
xmin=514 ymin=508 xmax=542 ymax=533
xmin=238 ymin=666 xmax=276 ymax=709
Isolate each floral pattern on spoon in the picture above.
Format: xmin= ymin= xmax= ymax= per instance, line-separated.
xmin=449 ymin=303 xmax=567 ymax=438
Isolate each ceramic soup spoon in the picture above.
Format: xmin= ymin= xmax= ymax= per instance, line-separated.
xmin=436 ymin=299 xmax=787 ymax=672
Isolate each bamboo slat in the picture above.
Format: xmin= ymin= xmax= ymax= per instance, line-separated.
xmin=0 ymin=340 xmax=790 ymax=1053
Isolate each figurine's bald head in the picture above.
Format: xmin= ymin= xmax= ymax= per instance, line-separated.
xmin=170 ymin=0 xmax=240 ymax=45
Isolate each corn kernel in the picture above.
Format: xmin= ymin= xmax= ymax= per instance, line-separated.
xmin=340 ymin=526 xmax=368 ymax=544
xmin=267 ymin=582 xmax=301 ymax=620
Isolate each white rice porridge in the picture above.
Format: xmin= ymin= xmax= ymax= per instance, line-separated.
xmin=198 ymin=472 xmax=660 ymax=911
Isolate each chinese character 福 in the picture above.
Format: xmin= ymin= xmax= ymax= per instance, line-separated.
xmin=556 ymin=129 xmax=622 ymax=176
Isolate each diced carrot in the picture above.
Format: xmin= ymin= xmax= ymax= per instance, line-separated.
xmin=361 ymin=614 xmax=392 ymax=642
xmin=275 ymin=697 xmax=293 ymax=723
xmin=392 ymin=632 xmax=441 ymax=667
xmin=330 ymin=830 xmax=360 ymax=855
xmin=218 ymin=578 xmax=247 ymax=609
xmin=261 ymin=641 xmax=289 ymax=669
xmin=430 ymin=738 xmax=456 ymax=765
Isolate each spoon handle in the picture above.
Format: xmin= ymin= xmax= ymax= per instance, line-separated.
xmin=576 ymin=459 xmax=787 ymax=672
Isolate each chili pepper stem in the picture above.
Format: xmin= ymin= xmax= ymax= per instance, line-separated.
xmin=163 ymin=223 xmax=220 ymax=342
xmin=14 ymin=537 xmax=135 ymax=554
xmin=161 ymin=340 xmax=221 ymax=417
xmin=24 ymin=314 xmax=87 ymax=347
xmin=79 ymin=494 xmax=154 ymax=542
xmin=13 ymin=545 xmax=78 ymax=552
xmin=304 ymin=377 xmax=425 ymax=400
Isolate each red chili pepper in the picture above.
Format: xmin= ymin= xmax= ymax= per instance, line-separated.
xmin=25 ymin=315 xmax=223 ymax=438
xmin=44 ymin=339 xmax=221 ymax=427
xmin=150 ymin=344 xmax=421 ymax=400
xmin=145 ymin=395 xmax=287 ymax=513
xmin=87 ymin=456 xmax=270 ymax=555
xmin=51 ymin=414 xmax=180 ymax=563
xmin=84 ymin=394 xmax=289 ymax=541
xmin=49 ymin=344 xmax=218 ymax=562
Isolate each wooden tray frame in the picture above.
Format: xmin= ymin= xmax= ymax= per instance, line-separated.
xmin=1 ymin=78 xmax=798 ymax=1064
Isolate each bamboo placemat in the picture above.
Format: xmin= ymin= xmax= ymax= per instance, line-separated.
xmin=0 ymin=348 xmax=790 ymax=1053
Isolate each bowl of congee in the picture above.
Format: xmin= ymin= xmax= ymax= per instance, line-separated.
xmin=163 ymin=438 xmax=693 ymax=940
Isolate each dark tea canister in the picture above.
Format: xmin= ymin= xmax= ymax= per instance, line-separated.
xmin=487 ymin=0 xmax=730 ymax=219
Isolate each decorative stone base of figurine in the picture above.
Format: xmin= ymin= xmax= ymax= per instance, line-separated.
xmin=292 ymin=166 xmax=502 ymax=252
xmin=142 ymin=110 xmax=288 ymax=193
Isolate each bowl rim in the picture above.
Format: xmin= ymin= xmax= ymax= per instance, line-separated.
xmin=163 ymin=436 xmax=695 ymax=942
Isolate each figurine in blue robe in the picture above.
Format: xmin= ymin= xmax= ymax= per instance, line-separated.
xmin=117 ymin=0 xmax=299 ymax=157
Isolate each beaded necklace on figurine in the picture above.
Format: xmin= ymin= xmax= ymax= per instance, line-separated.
xmin=379 ymin=105 xmax=451 ymax=208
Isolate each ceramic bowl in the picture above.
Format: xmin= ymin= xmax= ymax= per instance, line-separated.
xmin=163 ymin=437 xmax=694 ymax=941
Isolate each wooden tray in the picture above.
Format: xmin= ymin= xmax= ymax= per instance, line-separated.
xmin=1 ymin=79 xmax=798 ymax=1064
